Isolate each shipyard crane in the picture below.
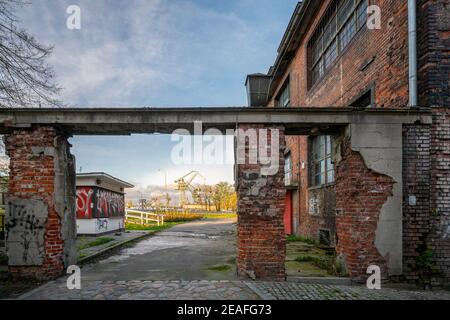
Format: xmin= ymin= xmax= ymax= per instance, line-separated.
xmin=175 ymin=171 xmax=206 ymax=208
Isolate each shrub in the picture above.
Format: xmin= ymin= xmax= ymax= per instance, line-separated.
xmin=163 ymin=212 xmax=203 ymax=222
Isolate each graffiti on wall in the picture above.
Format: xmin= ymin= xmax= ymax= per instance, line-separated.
xmin=5 ymin=200 xmax=47 ymax=265
xmin=76 ymin=187 xmax=125 ymax=219
xmin=95 ymin=188 xmax=125 ymax=218
xmin=95 ymin=218 xmax=108 ymax=232
xmin=76 ymin=187 xmax=94 ymax=218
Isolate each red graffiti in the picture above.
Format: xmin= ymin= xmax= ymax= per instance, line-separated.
xmin=76 ymin=187 xmax=94 ymax=218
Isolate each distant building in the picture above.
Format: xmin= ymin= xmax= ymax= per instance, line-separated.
xmin=76 ymin=172 xmax=134 ymax=236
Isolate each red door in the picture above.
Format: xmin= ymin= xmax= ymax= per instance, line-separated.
xmin=284 ymin=191 xmax=293 ymax=234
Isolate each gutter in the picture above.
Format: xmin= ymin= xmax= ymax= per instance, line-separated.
xmin=408 ymin=0 xmax=418 ymax=107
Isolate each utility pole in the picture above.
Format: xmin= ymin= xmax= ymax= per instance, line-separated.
xmin=158 ymin=169 xmax=170 ymax=207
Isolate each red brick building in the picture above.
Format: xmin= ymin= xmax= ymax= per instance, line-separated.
xmin=246 ymin=0 xmax=449 ymax=284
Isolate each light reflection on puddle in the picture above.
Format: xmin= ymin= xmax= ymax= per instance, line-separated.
xmin=99 ymin=235 xmax=210 ymax=263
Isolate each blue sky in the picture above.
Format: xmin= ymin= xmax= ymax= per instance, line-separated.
xmin=17 ymin=0 xmax=298 ymax=192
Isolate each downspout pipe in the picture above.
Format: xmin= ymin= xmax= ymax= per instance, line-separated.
xmin=408 ymin=0 xmax=418 ymax=107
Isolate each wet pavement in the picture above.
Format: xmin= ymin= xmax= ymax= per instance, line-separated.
xmin=80 ymin=218 xmax=237 ymax=281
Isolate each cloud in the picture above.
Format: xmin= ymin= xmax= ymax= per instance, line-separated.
xmin=18 ymin=0 xmax=288 ymax=107
xmin=16 ymin=0 xmax=297 ymax=188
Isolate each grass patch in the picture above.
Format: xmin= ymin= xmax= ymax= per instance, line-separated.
xmin=295 ymin=254 xmax=342 ymax=275
xmin=202 ymin=213 xmax=237 ymax=219
xmin=294 ymin=255 xmax=315 ymax=262
xmin=125 ymin=221 xmax=181 ymax=231
xmin=206 ymin=265 xmax=231 ymax=272
xmin=78 ymin=237 xmax=115 ymax=250
xmin=286 ymin=235 xmax=317 ymax=245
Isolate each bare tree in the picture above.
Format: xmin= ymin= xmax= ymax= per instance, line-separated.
xmin=0 ymin=0 xmax=61 ymax=108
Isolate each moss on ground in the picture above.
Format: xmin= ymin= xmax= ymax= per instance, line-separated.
xmin=77 ymin=237 xmax=115 ymax=250
xmin=206 ymin=264 xmax=232 ymax=272
xmin=285 ymin=240 xmax=342 ymax=277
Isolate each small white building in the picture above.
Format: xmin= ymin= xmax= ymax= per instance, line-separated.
xmin=76 ymin=172 xmax=134 ymax=236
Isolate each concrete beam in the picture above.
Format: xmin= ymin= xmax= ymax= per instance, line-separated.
xmin=0 ymin=107 xmax=432 ymax=135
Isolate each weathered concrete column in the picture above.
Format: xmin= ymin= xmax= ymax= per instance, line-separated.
xmin=236 ymin=124 xmax=286 ymax=280
xmin=334 ymin=123 xmax=403 ymax=281
xmin=5 ymin=126 xmax=76 ymax=280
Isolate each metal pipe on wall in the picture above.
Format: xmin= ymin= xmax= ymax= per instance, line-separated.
xmin=408 ymin=0 xmax=418 ymax=107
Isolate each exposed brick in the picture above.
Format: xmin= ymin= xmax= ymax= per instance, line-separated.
xmin=5 ymin=126 xmax=67 ymax=280
xmin=236 ymin=125 xmax=286 ymax=280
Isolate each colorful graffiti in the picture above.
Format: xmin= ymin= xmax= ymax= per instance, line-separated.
xmin=76 ymin=187 xmax=125 ymax=219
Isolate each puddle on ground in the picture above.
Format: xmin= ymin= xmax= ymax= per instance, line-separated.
xmin=97 ymin=231 xmax=218 ymax=263
xmin=159 ymin=232 xmax=219 ymax=239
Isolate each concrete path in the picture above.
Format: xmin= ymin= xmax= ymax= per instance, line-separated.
xmin=80 ymin=218 xmax=237 ymax=282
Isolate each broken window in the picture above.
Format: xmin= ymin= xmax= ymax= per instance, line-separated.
xmin=309 ymin=135 xmax=334 ymax=187
xmin=307 ymin=0 xmax=369 ymax=89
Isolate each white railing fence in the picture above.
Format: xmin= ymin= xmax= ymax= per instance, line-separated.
xmin=125 ymin=210 xmax=164 ymax=226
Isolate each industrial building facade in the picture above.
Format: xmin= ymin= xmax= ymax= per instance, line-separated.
xmin=245 ymin=0 xmax=449 ymax=283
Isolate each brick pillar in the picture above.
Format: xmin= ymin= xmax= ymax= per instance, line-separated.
xmin=402 ymin=124 xmax=431 ymax=282
xmin=5 ymin=126 xmax=76 ymax=280
xmin=429 ymin=110 xmax=450 ymax=285
xmin=236 ymin=124 xmax=286 ymax=281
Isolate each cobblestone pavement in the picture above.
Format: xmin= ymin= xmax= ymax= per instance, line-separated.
xmin=18 ymin=278 xmax=450 ymax=300
xmin=20 ymin=279 xmax=259 ymax=300
xmin=247 ymin=282 xmax=450 ymax=300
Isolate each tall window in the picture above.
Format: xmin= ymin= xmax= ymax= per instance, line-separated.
xmin=284 ymin=153 xmax=293 ymax=186
xmin=310 ymin=136 xmax=334 ymax=187
xmin=277 ymin=80 xmax=290 ymax=107
xmin=307 ymin=0 xmax=368 ymax=89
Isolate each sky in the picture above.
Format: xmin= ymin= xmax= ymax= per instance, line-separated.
xmin=15 ymin=0 xmax=298 ymax=197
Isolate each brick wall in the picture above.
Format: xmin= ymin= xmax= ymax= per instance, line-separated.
xmin=269 ymin=0 xmax=409 ymax=108
xmin=335 ymin=137 xmax=395 ymax=279
xmin=402 ymin=124 xmax=431 ymax=282
xmin=5 ymin=126 xmax=73 ymax=280
xmin=236 ymin=125 xmax=286 ymax=280
xmin=417 ymin=0 xmax=450 ymax=285
xmin=272 ymin=0 xmax=411 ymax=252
xmin=430 ymin=110 xmax=450 ymax=284
xmin=417 ymin=0 xmax=450 ymax=108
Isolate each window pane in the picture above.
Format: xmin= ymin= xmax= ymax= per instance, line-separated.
xmin=319 ymin=137 xmax=326 ymax=159
xmin=327 ymin=168 xmax=334 ymax=183
xmin=339 ymin=16 xmax=356 ymax=51
xmin=311 ymin=59 xmax=324 ymax=85
xmin=357 ymin=0 xmax=368 ymax=29
xmin=310 ymin=37 xmax=323 ymax=66
xmin=319 ymin=159 xmax=325 ymax=175
xmin=326 ymin=136 xmax=332 ymax=156
xmin=278 ymin=83 xmax=290 ymax=107
xmin=324 ymin=40 xmax=338 ymax=70
xmin=323 ymin=16 xmax=336 ymax=47
xmin=338 ymin=0 xmax=355 ymax=28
